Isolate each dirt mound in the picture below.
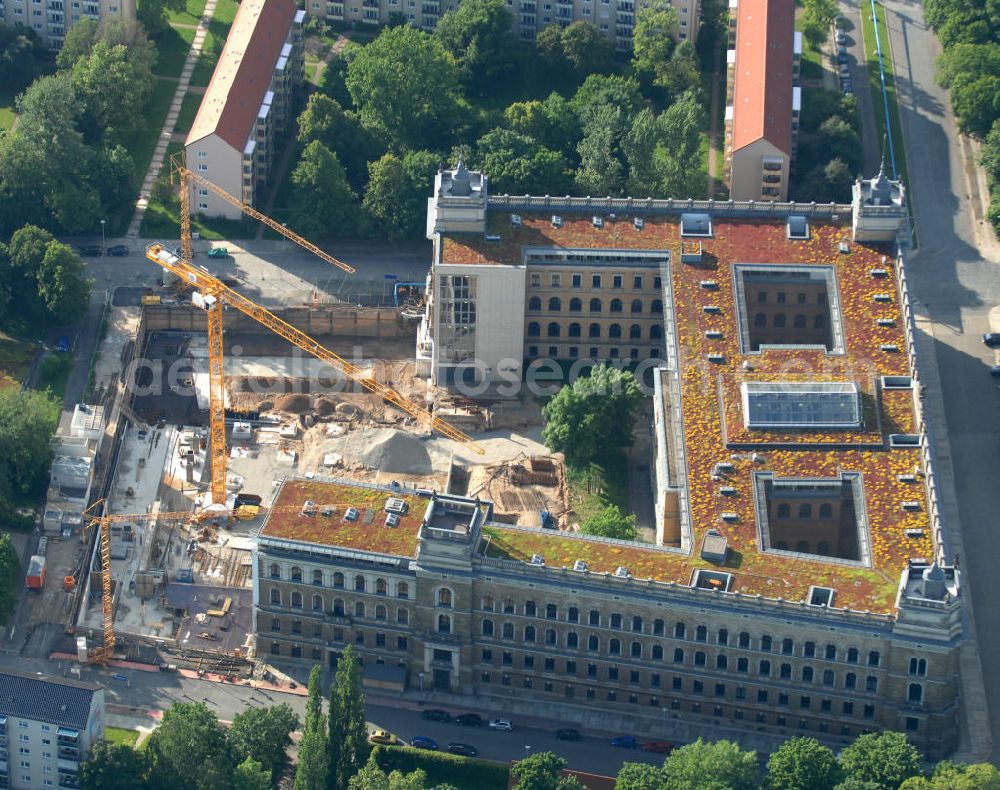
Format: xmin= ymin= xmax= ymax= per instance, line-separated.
xmin=360 ymin=429 xmax=433 ymax=475
xmin=275 ymin=393 xmax=310 ymax=413
xmin=315 ymin=397 xmax=338 ymax=417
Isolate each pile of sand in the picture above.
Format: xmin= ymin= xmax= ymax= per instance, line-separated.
xmin=275 ymin=393 xmax=310 ymax=413
xmin=360 ymin=429 xmax=433 ymax=475
xmin=315 ymin=397 xmax=338 ymax=417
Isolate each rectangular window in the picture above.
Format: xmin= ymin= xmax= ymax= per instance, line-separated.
xmin=550 ymin=273 xmax=561 ymax=287
xmin=482 ymin=648 xmax=492 ymax=662
xmin=198 ymin=202 xmax=209 ymax=210
xmin=530 ymin=273 xmax=541 ymax=288
xmin=592 ymin=274 xmax=602 ymax=288
xmin=197 ymin=163 xmax=208 ymax=171
xmin=608 ymin=667 xmax=619 ymax=681
xmin=566 ymin=660 xmax=576 ymax=675
xmin=634 ymin=275 xmax=643 ymax=289
xmin=612 ymin=275 xmax=623 ymax=288
xmin=544 ymin=658 xmax=555 ymax=672
xmin=572 ymin=274 xmax=582 ymax=288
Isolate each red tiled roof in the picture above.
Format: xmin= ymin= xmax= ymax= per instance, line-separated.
xmin=186 ymin=0 xmax=297 ymax=151
xmin=731 ymin=0 xmax=795 ymax=155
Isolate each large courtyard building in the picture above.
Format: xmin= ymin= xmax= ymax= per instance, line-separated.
xmin=2 ymin=0 xmax=136 ymax=49
xmin=724 ymin=0 xmax=801 ymax=200
xmin=185 ymin=0 xmax=304 ymax=219
xmin=251 ymin=162 xmax=971 ymax=757
xmin=304 ymin=0 xmax=698 ymax=47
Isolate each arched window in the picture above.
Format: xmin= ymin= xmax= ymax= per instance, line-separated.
xmin=793 ymin=314 xmax=807 ymax=328
xmin=549 ymin=297 xmax=562 ymax=312
xmin=610 ymin=298 xmax=623 ymax=313
xmin=547 ymin=322 xmax=561 ymax=337
xmin=653 ymin=619 xmax=665 ymax=636
xmin=312 ymin=569 xmax=323 ymax=586
xmin=631 ymin=299 xmax=643 ymax=314
xmin=569 ymin=323 xmax=581 ymax=338
xmin=312 ymin=595 xmax=323 ymax=611
xmin=545 ymin=629 xmax=557 ymax=645
xmin=652 ymin=645 xmax=663 ymax=660
xmin=524 ymin=625 xmax=536 ymax=642
xmin=650 ymin=325 xmax=663 ymax=340
xmin=674 ymin=622 xmax=686 ymax=639
xmin=774 ymin=313 xmax=787 ymax=328
xmin=290 ymin=566 xmax=302 ymax=583
xmin=825 ymin=644 xmax=837 ymax=660
xmin=291 ymin=592 xmax=302 ymax=609
xmin=802 ymin=666 xmax=814 ymax=682
xmin=482 ymin=619 xmax=494 ymax=636
xmin=694 ymin=651 xmax=706 ymax=667
xmin=866 ymin=676 xmax=878 ymax=693
xmin=609 ymin=324 xmax=622 ymax=338
xmin=354 ymin=575 xmax=365 ymax=592
xmin=355 ymin=601 xmax=365 ymax=617
xmin=847 ymin=647 xmax=859 ymax=664
xmin=503 ymin=599 xmax=515 ymax=614
xmin=782 ymin=638 xmax=794 ymax=654
xmin=629 ymin=324 xmax=641 ymax=339
xmin=528 ymin=296 xmax=541 ymax=311
xmin=845 ymin=672 xmax=857 ymax=689
xmin=609 ymin=639 xmax=621 ymax=656
xmin=397 ymin=608 xmax=409 ymax=624
xmin=909 ymin=658 xmax=927 ymax=676
xmin=815 ymin=314 xmax=826 ymax=329
xmin=590 ymin=298 xmax=602 ymax=313
xmin=798 ymin=503 xmax=812 ymax=518
xmin=525 ymin=600 xmax=537 ymax=617
xmin=823 ymin=670 xmax=835 ymax=686
xmin=754 ymin=313 xmax=767 ymax=328
xmin=780 ymin=663 xmax=792 ymax=679
xmin=652 ymin=299 xmax=663 ymax=314
xmin=631 ymin=616 xmax=643 ymax=632
xmin=569 ymin=298 xmax=582 ymax=312
xmin=908 ymin=683 xmax=923 ymax=703
xmin=502 ymin=622 xmax=514 ymax=639
xmin=438 ymin=588 xmax=452 ymax=607
xmin=567 ymin=632 xmax=578 ymax=649
xmin=269 ymin=588 xmax=281 ymax=605
xmin=589 ymin=323 xmax=601 ymax=338
xmin=588 ymin=635 xmax=599 ymax=651
xmin=527 ymin=322 xmax=540 ymax=337
xmin=739 ymin=631 xmax=750 ymax=648
xmin=718 ymin=628 xmax=729 ymax=645
xmin=868 ymin=651 xmax=881 ymax=667
xmin=696 ymin=625 xmax=707 ymax=642
xmin=333 ymin=599 xmax=345 ymax=615
xmin=737 ymin=657 xmax=748 ymax=672
xmin=437 ymin=614 xmax=451 ymax=634
xmin=631 ymin=641 xmax=642 ymax=658
xmin=376 ymin=578 xmax=387 ymax=595
xmin=819 ymin=503 xmax=833 ymax=518
xmin=375 ymin=604 xmax=387 ymax=620
xmin=777 ymin=503 xmax=791 ymax=518
xmin=716 ymin=654 xmax=728 ymax=670
xmin=546 ymin=604 xmax=557 ymax=620
xmin=674 ymin=648 xmax=684 ymax=663
xmin=333 ymin=572 xmax=344 ymax=589
xmin=396 ymin=582 xmax=409 ymax=599
xmin=269 ymin=563 xmax=280 ymax=579
xmin=759 ymin=660 xmax=771 ymax=676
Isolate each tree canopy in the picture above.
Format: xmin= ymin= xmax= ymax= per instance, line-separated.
xmin=766 ymin=737 xmax=842 ymax=790
xmin=510 ymin=752 xmax=584 ymax=790
xmin=581 ymin=504 xmax=637 ymax=540
xmin=81 ymin=739 xmax=153 ymax=790
xmin=290 ymin=141 xmax=363 ymax=239
xmin=434 ymin=0 xmax=516 ymax=89
xmin=146 ymin=703 xmax=235 ymax=790
xmin=294 ymin=665 xmax=328 ymax=790
xmin=227 ymin=704 xmax=299 ymax=780
xmin=838 ymin=732 xmax=922 ymax=790
xmin=329 ymin=645 xmax=369 ymax=789
xmin=662 ymin=738 xmax=759 ymax=790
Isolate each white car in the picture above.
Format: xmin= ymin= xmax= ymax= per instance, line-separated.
xmin=488 ymin=719 xmax=514 ymax=731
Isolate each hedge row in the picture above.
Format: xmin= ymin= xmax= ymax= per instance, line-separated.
xmin=370 ymin=745 xmax=510 ymax=790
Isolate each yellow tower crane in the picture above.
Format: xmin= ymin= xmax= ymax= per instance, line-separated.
xmin=170 ymin=153 xmax=356 ymax=274
xmin=145 ymin=242 xmax=484 ymax=503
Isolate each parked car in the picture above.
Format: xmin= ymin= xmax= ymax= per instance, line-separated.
xmin=454 ymin=713 xmax=484 ymax=727
xmin=983 ymin=333 xmax=1000 ymax=348
xmin=410 ymin=736 xmax=438 ymax=750
xmin=841 ymin=80 xmax=854 ymax=94
xmin=105 ymin=244 xmax=129 ymax=257
xmin=446 ymin=743 xmax=478 ymax=756
xmin=837 ymin=46 xmax=848 ymax=64
xmin=368 ymin=730 xmax=397 ymax=745
xmin=555 ymin=728 xmax=582 ymax=741
xmin=990 ymin=365 xmax=1000 ymax=378
xmin=77 ymin=245 xmax=102 ymax=257
xmin=420 ymin=709 xmax=451 ymax=722
xmin=55 ymin=336 xmax=73 ymax=353
xmin=488 ymin=719 xmax=514 ymax=731
xmin=838 ymin=64 xmax=851 ymax=78
xmin=611 ymin=735 xmax=639 ymax=749
xmin=207 ymin=247 xmax=229 ymax=259
xmin=835 ymin=28 xmax=847 ymax=45
xmin=643 ymin=741 xmax=675 ymax=754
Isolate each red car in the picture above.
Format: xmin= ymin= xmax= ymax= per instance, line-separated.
xmin=642 ymin=741 xmax=675 ymax=754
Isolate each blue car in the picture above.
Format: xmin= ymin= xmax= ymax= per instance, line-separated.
xmin=611 ymin=735 xmax=639 ymax=749
xmin=55 ymin=336 xmax=72 ymax=353
xmin=410 ymin=736 xmax=438 ymax=750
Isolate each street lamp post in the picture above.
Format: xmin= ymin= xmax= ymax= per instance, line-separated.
xmin=418 ymin=672 xmax=424 ymax=692
xmin=99 ymin=219 xmax=106 ymax=253
xmin=524 ymin=745 xmax=531 ymax=761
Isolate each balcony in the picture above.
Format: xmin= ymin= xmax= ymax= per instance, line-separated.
xmin=58 ymin=746 xmax=79 ymax=761
xmin=58 ymin=776 xmax=79 ymax=790
xmin=58 ymin=758 xmax=80 ymax=772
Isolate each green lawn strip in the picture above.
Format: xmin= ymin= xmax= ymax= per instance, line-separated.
xmin=103 ymin=727 xmax=140 ymax=748
xmin=154 ymin=26 xmax=196 ymax=79
xmin=0 ymin=331 xmax=37 ymax=390
xmin=174 ymin=92 xmax=203 ymax=134
xmin=370 ymin=745 xmax=509 ymax=790
xmin=566 ymin=451 xmax=630 ymax=526
xmin=188 ymin=0 xmax=240 ymax=86
xmin=141 ymin=187 xmax=258 ymax=240
xmin=120 ymin=77 xmax=176 ymax=195
xmin=0 ymin=85 xmax=17 ymax=132
xmin=36 ymin=353 xmax=73 ymax=401
xmin=168 ymin=0 xmax=208 ymax=25
xmin=860 ymin=0 xmax=908 ymax=186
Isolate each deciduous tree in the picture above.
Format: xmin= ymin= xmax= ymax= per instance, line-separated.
xmin=228 ymin=704 xmax=299 ymax=780
xmin=838 ymin=732 xmax=922 ymax=790
xmin=767 ymin=737 xmax=842 ymax=790
xmin=38 ymin=242 xmax=91 ymax=324
xmin=294 ymin=666 xmax=328 ymax=790
xmin=474 ymin=128 xmax=571 ymax=195
xmin=289 ymin=141 xmax=362 ymax=239
xmin=363 ymin=151 xmax=440 ymax=240
xmin=81 ymin=739 xmax=152 ymax=790
xmin=581 ymin=504 xmax=636 ymax=540
xmin=146 ymin=703 xmax=235 ymax=790
xmin=434 ymin=0 xmax=515 ymax=89
xmin=662 ymin=738 xmax=759 ymax=790
xmin=615 ymin=763 xmax=669 ymax=790
xmin=511 ymin=752 xmax=584 ymax=790
xmin=231 ymin=757 xmax=272 ymax=790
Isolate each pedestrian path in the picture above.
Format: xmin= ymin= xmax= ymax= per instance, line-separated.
xmin=127 ymin=0 xmax=220 ymax=237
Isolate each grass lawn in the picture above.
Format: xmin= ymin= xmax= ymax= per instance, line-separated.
xmin=128 ymin=79 xmax=177 ymax=183
xmin=0 ymin=86 xmax=17 ymax=132
xmin=154 ymin=26 xmax=196 ymax=79
xmin=0 ymin=331 xmax=37 ymax=390
xmin=189 ymin=0 xmax=239 ymax=85
xmin=566 ymin=451 xmax=630 ymax=526
xmin=175 ymin=92 xmax=203 ymax=134
xmin=860 ymin=0 xmax=908 ymax=186
xmin=36 ymin=353 xmax=73 ymax=401
xmin=104 ymin=727 xmax=140 ymax=748
xmin=141 ymin=186 xmax=258 ymax=240
xmin=168 ymin=0 xmax=208 ymax=26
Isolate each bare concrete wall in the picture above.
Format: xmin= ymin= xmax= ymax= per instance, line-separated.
xmin=142 ymin=305 xmax=413 ymax=339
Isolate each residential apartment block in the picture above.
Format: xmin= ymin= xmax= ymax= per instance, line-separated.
xmin=305 ymin=0 xmax=698 ymax=47
xmin=185 ymin=0 xmax=304 ymax=220
xmin=1 ymin=0 xmax=135 ymax=49
xmin=724 ymin=0 xmax=801 ymax=200
xmin=252 ymin=163 xmax=969 ymax=758
xmin=0 ymin=671 xmax=105 ymax=790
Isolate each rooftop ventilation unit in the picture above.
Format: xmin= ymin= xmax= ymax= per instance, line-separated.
xmin=592 ymin=216 xmax=604 ymax=228
xmin=511 ymin=214 xmax=522 ymax=226
xmin=705 ymin=330 xmax=723 ymax=340
xmin=877 ymin=318 xmax=896 ymax=327
xmin=720 ymin=512 xmax=739 ymax=522
xmin=807 ymin=586 xmax=835 ymax=607
xmin=901 ymin=500 xmax=921 ymax=511
xmin=838 ymin=242 xmax=850 ymax=254
xmin=530 ymin=554 xmax=545 ymax=566
xmin=870 ymin=267 xmax=888 ymax=277
xmin=385 ymin=497 xmax=407 ymax=514
xmin=614 ymin=566 xmax=630 ymax=578
xmin=707 ymin=353 xmax=725 ymax=364
xmin=904 ymin=528 xmax=925 ymax=538
xmin=634 ymin=217 xmax=645 ymax=230
xmin=485 ymin=234 xmax=501 ymax=243
xmin=700 ymin=280 xmax=719 ymax=290
xmin=873 ymin=293 xmax=892 ymax=303
xmin=573 ymin=559 xmax=589 ymax=573
xmin=719 ymin=486 xmax=737 ymax=496
xmin=880 ymin=344 xmax=899 ymax=352
xmin=385 ymin=513 xmax=400 ymax=528
xmin=343 ymin=507 xmax=360 ymax=522
xmin=897 ymin=474 xmax=918 ymax=483
xmin=300 ymin=500 xmax=318 ymax=517
xmin=551 ymin=215 xmax=563 ymax=228
xmin=702 ymin=305 xmax=721 ymax=314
